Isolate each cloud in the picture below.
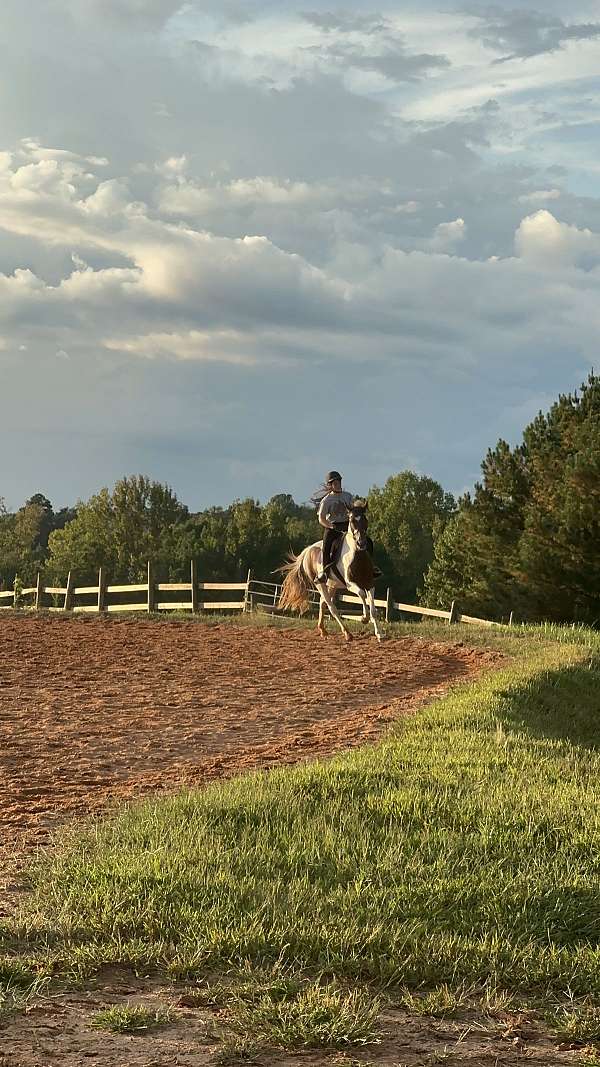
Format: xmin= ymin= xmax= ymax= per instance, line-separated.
xmin=103 ymin=329 xmax=259 ymax=364
xmin=468 ymin=7 xmax=600 ymax=62
xmin=302 ymin=14 xmax=451 ymax=84
xmin=302 ymin=11 xmax=388 ymax=35
xmin=2 ymin=137 xmax=600 ymax=384
xmin=57 ymin=0 xmax=185 ymax=29
xmin=327 ymin=41 xmax=451 ymax=82
xmin=428 ymin=217 xmax=467 ymax=251
xmin=515 ymin=209 xmax=600 ymax=269
xmin=518 ymin=188 xmax=562 ymax=204
xmin=1 ymin=2 xmax=600 ymax=510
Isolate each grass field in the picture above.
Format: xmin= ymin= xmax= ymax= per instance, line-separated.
xmin=2 ymin=618 xmax=600 ymax=1058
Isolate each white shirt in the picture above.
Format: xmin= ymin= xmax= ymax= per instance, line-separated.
xmin=318 ymin=490 xmax=354 ymax=528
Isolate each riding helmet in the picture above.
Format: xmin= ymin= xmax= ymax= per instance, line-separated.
xmin=326 ymin=470 xmax=342 ymax=482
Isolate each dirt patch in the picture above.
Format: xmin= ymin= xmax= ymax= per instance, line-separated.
xmin=0 ymin=614 xmax=501 ymax=858
xmin=0 ymin=980 xmax=573 ymax=1067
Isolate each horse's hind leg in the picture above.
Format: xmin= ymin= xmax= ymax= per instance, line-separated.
xmin=317 ymin=597 xmax=328 ymax=638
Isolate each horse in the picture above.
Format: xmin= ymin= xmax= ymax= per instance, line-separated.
xmin=278 ymin=499 xmax=384 ymax=643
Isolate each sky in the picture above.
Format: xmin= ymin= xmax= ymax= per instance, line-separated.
xmin=1 ymin=0 xmax=600 ymax=511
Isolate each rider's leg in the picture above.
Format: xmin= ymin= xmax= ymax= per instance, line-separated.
xmin=315 ymin=527 xmax=336 ymax=583
xmin=316 ymin=523 xmax=347 ymax=583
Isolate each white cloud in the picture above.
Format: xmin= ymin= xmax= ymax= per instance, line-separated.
xmin=518 ymin=188 xmax=562 ymax=203
xmin=1 ymin=1 xmax=600 ymax=509
xmin=515 ymin=210 xmax=600 ymax=269
xmin=428 ymin=217 xmax=467 ymax=251
xmin=103 ymin=329 xmax=262 ymax=364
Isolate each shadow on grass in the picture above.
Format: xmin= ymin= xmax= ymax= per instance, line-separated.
xmin=495 ymin=655 xmax=600 ymax=749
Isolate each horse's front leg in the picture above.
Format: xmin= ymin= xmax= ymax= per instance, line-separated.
xmin=350 ymin=585 xmax=369 ymax=624
xmin=367 ymin=587 xmax=384 ymax=643
xmin=318 ymin=584 xmax=352 ymax=642
xmin=347 ymin=583 xmax=383 ymax=643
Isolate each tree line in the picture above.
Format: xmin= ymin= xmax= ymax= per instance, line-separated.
xmin=2 ymin=374 xmax=599 ymax=623
xmin=0 ymin=474 xmax=453 ymax=606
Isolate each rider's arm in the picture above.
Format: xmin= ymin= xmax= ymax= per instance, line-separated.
xmin=318 ymin=496 xmax=332 ymax=528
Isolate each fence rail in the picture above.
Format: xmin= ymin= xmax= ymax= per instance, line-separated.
xmin=0 ymin=566 xmax=503 ymax=627
xmin=245 ymin=579 xmax=500 ymax=628
xmin=0 ymin=562 xmax=252 ymax=615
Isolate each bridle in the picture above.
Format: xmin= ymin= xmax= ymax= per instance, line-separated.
xmin=348 ymin=506 xmax=368 ymax=552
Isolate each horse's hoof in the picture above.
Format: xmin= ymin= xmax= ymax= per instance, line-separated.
xmin=318 ymin=628 xmax=327 ymax=638
xmin=344 ymin=631 xmax=353 ymax=642
xmin=361 ymin=616 xmax=369 ymax=625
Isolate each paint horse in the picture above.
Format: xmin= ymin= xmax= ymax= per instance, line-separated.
xmin=279 ymin=499 xmax=383 ymax=643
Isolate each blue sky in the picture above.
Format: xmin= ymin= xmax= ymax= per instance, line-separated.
xmin=1 ymin=0 xmax=600 ymax=510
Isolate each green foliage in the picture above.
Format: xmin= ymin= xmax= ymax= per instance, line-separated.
xmin=168 ymin=495 xmax=319 ymax=581
xmin=0 ymin=501 xmax=46 ymax=586
xmin=47 ymin=475 xmax=188 ymax=583
xmin=424 ymin=373 xmax=600 ymax=623
xmin=367 ymin=472 xmax=455 ymax=601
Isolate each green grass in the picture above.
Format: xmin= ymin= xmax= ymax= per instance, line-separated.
xmin=226 ymin=981 xmax=380 ymax=1048
xmin=90 ymin=1002 xmax=173 ymax=1033
xmin=550 ymin=1004 xmax=600 ymax=1043
xmin=3 ymin=620 xmax=600 ymax=1049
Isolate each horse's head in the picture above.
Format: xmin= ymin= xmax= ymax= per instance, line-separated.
xmin=346 ymin=498 xmax=369 ymax=551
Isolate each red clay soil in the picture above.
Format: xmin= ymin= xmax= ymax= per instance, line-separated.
xmin=0 ymin=614 xmax=502 ymax=856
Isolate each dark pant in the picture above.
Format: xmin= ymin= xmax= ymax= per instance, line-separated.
xmin=322 ymin=523 xmax=374 ymax=571
xmin=322 ymin=522 xmax=348 ymax=570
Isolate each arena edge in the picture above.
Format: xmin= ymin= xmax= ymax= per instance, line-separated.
xmin=4 ymin=623 xmax=600 ymax=1044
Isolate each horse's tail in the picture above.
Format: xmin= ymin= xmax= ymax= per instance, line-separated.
xmin=278 ymin=548 xmax=313 ymax=614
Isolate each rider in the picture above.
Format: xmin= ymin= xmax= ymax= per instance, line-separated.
xmin=314 ymin=471 xmax=381 ymax=584
xmin=315 ymin=471 xmax=354 ymax=584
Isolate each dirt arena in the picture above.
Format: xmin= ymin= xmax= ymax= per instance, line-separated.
xmin=0 ymin=614 xmax=501 ymax=854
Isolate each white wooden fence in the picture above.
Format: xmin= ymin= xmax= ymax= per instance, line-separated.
xmin=0 ymin=565 xmax=501 ymax=627
xmin=0 ymin=562 xmax=251 ymax=615
xmin=246 ymin=579 xmax=500 ymax=627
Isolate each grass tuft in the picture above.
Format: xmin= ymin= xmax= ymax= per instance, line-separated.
xmin=211 ymin=1035 xmax=260 ymax=1065
xmin=551 ymin=1005 xmax=600 ymax=1044
xmin=228 ymin=981 xmax=380 ymax=1048
xmin=90 ymin=1003 xmax=173 ymax=1033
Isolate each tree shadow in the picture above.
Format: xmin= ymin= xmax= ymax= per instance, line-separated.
xmin=495 ymin=656 xmax=600 ymax=750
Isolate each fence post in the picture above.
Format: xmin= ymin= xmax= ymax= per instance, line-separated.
xmin=97 ymin=567 xmax=107 ymax=613
xmin=190 ymin=560 xmax=199 ymax=614
xmin=64 ymin=571 xmax=74 ymax=612
xmin=35 ymin=572 xmax=44 ymax=611
xmin=243 ymin=568 xmax=252 ymax=613
xmin=508 ymin=611 xmax=514 ymax=627
xmin=448 ymin=599 xmax=459 ymax=625
xmin=147 ymin=560 xmax=155 ymax=614
xmin=385 ymin=587 xmax=393 ymax=623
